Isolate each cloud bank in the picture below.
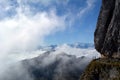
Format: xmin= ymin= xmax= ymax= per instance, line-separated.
xmin=0 ymin=0 xmax=66 ymax=77
xmin=0 ymin=0 xmax=99 ymax=80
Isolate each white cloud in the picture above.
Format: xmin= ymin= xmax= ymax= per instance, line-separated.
xmin=0 ymin=0 xmax=99 ymax=79
xmin=78 ymin=0 xmax=96 ymax=17
xmin=0 ymin=0 xmax=66 ymax=76
xmin=25 ymin=0 xmax=69 ymax=6
xmin=55 ymin=44 xmax=100 ymax=58
xmin=0 ymin=5 xmax=66 ymax=52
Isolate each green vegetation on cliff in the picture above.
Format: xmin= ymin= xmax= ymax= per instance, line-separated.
xmin=80 ymin=58 xmax=120 ymax=80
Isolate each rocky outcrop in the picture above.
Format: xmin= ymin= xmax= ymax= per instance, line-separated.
xmin=94 ymin=0 xmax=120 ymax=58
xmin=80 ymin=0 xmax=120 ymax=80
xmin=80 ymin=58 xmax=120 ymax=80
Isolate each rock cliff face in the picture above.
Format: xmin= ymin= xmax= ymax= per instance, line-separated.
xmin=94 ymin=0 xmax=120 ymax=58
xmin=80 ymin=0 xmax=120 ymax=80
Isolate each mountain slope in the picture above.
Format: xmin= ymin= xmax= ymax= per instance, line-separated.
xmin=0 ymin=43 xmax=100 ymax=80
xmin=1 ymin=52 xmax=90 ymax=80
xmin=22 ymin=52 xmax=86 ymax=80
xmin=80 ymin=58 xmax=120 ymax=80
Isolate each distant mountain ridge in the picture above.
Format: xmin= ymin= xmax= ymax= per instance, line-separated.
xmin=38 ymin=43 xmax=94 ymax=51
xmin=0 ymin=43 xmax=100 ymax=80
xmin=1 ymin=51 xmax=91 ymax=80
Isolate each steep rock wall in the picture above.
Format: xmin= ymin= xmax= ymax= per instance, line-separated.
xmin=94 ymin=0 xmax=120 ymax=57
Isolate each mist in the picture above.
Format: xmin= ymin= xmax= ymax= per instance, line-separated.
xmin=0 ymin=0 xmax=100 ymax=80
xmin=0 ymin=43 xmax=100 ymax=80
xmin=0 ymin=0 xmax=67 ymax=79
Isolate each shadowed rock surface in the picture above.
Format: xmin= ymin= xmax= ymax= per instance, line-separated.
xmin=94 ymin=0 xmax=120 ymax=57
xmin=80 ymin=58 xmax=120 ymax=80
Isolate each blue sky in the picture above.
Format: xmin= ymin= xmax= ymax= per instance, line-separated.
xmin=0 ymin=0 xmax=101 ymax=49
xmin=44 ymin=0 xmax=102 ymax=45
